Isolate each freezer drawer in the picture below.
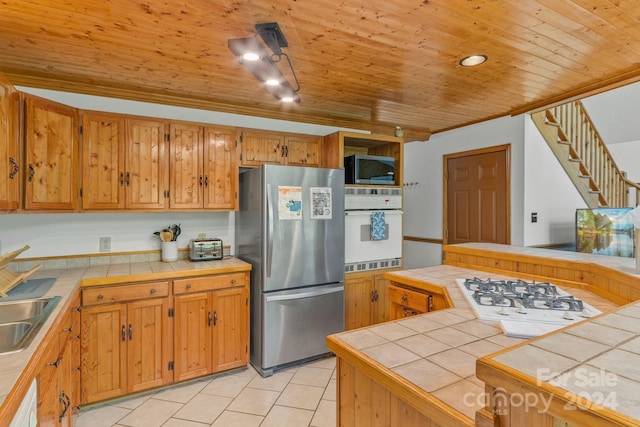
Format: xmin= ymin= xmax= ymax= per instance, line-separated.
xmin=258 ymin=284 xmax=344 ymax=375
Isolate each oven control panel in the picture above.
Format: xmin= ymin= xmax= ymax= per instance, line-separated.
xmin=345 ymin=186 xmax=402 ymax=210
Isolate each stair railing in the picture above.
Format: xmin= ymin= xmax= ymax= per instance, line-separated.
xmin=547 ymin=100 xmax=636 ymax=207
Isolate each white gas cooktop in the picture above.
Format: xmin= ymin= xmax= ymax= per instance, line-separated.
xmin=456 ymin=278 xmax=601 ymax=326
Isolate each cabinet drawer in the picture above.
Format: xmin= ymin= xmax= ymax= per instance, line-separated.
xmin=82 ymin=281 xmax=169 ymax=305
xmin=173 ymin=273 xmax=246 ymax=294
xmin=388 ymin=284 xmax=432 ymax=312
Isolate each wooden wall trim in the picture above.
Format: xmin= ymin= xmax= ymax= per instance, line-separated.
xmin=403 ymin=235 xmax=444 ymax=245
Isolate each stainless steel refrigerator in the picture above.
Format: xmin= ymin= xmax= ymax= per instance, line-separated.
xmin=236 ymin=164 xmax=345 ymax=377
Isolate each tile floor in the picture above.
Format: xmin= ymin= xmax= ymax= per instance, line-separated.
xmin=77 ymin=357 xmax=337 ymax=427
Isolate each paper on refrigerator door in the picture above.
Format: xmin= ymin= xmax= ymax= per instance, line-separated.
xmin=310 ymin=187 xmax=332 ymax=219
xmin=278 ymin=186 xmax=303 ymax=220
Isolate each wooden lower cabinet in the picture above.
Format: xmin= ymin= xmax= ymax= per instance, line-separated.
xmin=80 ymin=297 xmax=171 ymax=404
xmin=38 ymin=293 xmax=81 ymax=427
xmin=345 ymin=269 xmax=396 ymax=330
xmin=173 ymin=280 xmax=248 ymax=382
xmin=336 ymin=357 xmax=442 ymax=427
xmin=79 ymin=272 xmax=249 ymax=405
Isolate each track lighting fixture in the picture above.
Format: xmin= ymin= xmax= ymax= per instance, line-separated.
xmin=228 ymin=22 xmax=300 ymax=103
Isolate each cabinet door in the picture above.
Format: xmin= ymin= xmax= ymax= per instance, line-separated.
xmin=0 ymin=76 xmax=20 ymax=210
xmin=284 ymin=135 xmax=322 ymax=167
xmin=344 ymin=275 xmax=375 ymax=330
xmin=81 ymin=112 xmax=126 ymax=209
xmin=125 ymin=118 xmax=167 ymax=209
xmin=373 ymin=273 xmax=390 ymax=324
xmin=25 ymin=96 xmax=79 ymax=210
xmin=80 ymin=304 xmax=127 ymax=404
xmin=37 ymin=334 xmax=61 ymax=427
xmin=59 ymin=335 xmax=74 ymax=427
xmin=173 ymin=292 xmax=212 ymax=381
xmin=240 ymin=131 xmax=282 ymax=166
xmin=203 ymin=126 xmax=238 ymax=210
xmin=211 ymin=288 xmax=248 ymax=372
xmin=169 ymin=122 xmax=203 ymax=208
xmin=126 ymin=298 xmax=171 ymax=393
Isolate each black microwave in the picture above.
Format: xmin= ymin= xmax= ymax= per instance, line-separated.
xmin=344 ymin=154 xmax=395 ymax=185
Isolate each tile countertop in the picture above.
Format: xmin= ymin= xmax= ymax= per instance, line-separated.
xmin=329 ymin=264 xmax=619 ymax=422
xmin=0 ymin=257 xmax=251 ymax=407
xmin=481 ymin=301 xmax=640 ymax=423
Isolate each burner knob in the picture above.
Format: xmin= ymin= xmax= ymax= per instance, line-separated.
xmin=562 ymin=311 xmax=575 ymax=320
xmin=580 ymin=308 xmax=592 ymax=318
xmin=497 ymin=307 xmax=509 ymax=316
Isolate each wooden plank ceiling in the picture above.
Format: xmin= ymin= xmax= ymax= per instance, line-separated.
xmin=1 ymin=0 xmax=640 ymax=139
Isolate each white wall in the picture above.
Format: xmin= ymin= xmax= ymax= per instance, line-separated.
xmin=1 ymin=87 xmax=360 ymax=258
xmin=403 ymin=115 xmax=526 ymax=267
xmin=522 ymin=117 xmax=587 ymax=246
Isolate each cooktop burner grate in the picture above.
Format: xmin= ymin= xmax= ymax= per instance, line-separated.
xmin=463 ymin=278 xmax=584 ymax=312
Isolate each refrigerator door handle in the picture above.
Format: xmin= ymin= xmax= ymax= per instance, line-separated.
xmin=266 ymin=183 xmax=274 ymax=278
xmin=265 ymin=285 xmax=344 ymax=302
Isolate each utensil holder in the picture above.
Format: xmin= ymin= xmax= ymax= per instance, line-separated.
xmin=161 ymin=241 xmax=178 ymax=262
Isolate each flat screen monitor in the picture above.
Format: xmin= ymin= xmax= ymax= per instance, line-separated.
xmin=576 ymin=207 xmax=635 ymax=257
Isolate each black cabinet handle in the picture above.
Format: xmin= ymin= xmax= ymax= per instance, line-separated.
xmin=120 ymin=171 xmax=124 ymax=186
xmin=121 ymin=325 xmax=126 ymax=342
xmin=129 ymin=324 xmax=133 ymax=340
xmin=59 ymin=391 xmax=70 ymax=422
xmin=9 ymin=157 xmax=19 ymax=179
xmin=126 ymin=172 xmax=130 ymax=186
xmin=208 ymin=311 xmax=212 ymax=327
xmin=28 ymin=164 xmax=35 ymax=182
xmin=285 ymin=145 xmax=289 ymax=157
xmin=200 ymin=176 xmax=203 ymax=187
xmin=213 ymin=311 xmax=217 ymax=326
xmin=204 ymin=175 xmax=209 ymax=187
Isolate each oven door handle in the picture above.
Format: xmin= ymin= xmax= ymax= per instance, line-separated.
xmin=266 ymin=183 xmax=274 ymax=278
xmin=266 ymin=285 xmax=344 ymax=302
xmin=345 ymin=210 xmax=403 ymax=216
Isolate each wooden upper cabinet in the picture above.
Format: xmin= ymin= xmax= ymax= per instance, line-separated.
xmin=81 ymin=112 xmax=126 ymax=209
xmin=24 ymin=96 xmax=79 ymax=210
xmin=169 ymin=122 xmax=203 ymax=209
xmin=203 ymin=126 xmax=238 ymax=210
xmin=240 ymin=130 xmax=322 ymax=168
xmin=125 ymin=118 xmax=167 ymax=209
xmin=240 ymin=130 xmax=282 ymax=166
xmin=0 ymin=74 xmax=20 ymax=210
xmin=169 ymin=123 xmax=238 ymax=210
xmin=283 ymin=134 xmax=322 ymax=167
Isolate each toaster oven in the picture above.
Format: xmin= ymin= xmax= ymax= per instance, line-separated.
xmin=189 ymin=238 xmax=223 ymax=261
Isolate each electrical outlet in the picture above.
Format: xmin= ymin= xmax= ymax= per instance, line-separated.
xmin=531 ymin=212 xmax=538 ymax=223
xmin=198 ymin=232 xmax=207 ymax=239
xmin=99 ymin=237 xmax=111 ymax=252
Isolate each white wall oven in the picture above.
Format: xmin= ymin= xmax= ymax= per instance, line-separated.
xmin=344 ymin=187 xmax=403 ymax=272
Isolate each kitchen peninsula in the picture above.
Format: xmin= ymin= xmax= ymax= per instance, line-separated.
xmin=327 ymin=243 xmax=640 ymax=427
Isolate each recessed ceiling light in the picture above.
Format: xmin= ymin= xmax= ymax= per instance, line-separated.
xmin=459 ymin=54 xmax=488 ymax=67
